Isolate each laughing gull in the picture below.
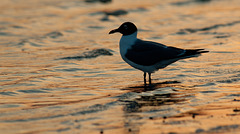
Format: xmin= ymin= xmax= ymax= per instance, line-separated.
xmin=109 ymin=22 xmax=208 ymax=86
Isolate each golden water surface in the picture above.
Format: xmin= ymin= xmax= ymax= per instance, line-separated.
xmin=0 ymin=0 xmax=240 ymax=133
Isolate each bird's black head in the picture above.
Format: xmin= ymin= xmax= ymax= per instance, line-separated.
xmin=109 ymin=22 xmax=137 ymax=36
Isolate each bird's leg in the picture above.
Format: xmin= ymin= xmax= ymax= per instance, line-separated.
xmin=144 ymin=72 xmax=147 ymax=86
xmin=148 ymin=73 xmax=152 ymax=85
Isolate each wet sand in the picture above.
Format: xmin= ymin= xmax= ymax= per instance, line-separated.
xmin=0 ymin=0 xmax=240 ymax=133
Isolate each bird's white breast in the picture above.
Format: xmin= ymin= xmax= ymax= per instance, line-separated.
xmin=119 ymin=32 xmax=137 ymax=56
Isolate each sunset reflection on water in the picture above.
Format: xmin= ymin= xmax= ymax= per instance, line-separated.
xmin=0 ymin=0 xmax=240 ymax=133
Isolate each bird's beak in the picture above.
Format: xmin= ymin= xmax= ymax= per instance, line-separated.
xmin=109 ymin=28 xmax=119 ymax=34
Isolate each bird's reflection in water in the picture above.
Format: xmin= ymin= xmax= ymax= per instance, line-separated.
xmin=120 ymin=81 xmax=195 ymax=134
xmin=125 ymin=80 xmax=181 ymax=93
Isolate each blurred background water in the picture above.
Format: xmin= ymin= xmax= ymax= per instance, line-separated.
xmin=0 ymin=0 xmax=240 ymax=133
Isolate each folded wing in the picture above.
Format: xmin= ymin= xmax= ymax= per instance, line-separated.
xmin=125 ymin=39 xmax=208 ymax=66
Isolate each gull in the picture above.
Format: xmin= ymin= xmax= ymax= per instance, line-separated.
xmin=109 ymin=22 xmax=208 ymax=86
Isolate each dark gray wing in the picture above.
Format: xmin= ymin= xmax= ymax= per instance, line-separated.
xmin=125 ymin=39 xmax=185 ymax=66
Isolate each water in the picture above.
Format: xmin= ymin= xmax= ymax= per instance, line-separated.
xmin=0 ymin=0 xmax=240 ymax=133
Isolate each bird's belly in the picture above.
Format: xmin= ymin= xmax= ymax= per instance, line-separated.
xmin=121 ymin=56 xmax=157 ymax=73
xmin=119 ymin=47 xmax=156 ymax=73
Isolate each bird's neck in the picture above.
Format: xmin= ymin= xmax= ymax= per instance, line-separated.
xmin=119 ymin=31 xmax=137 ymax=59
xmin=120 ymin=31 xmax=137 ymax=47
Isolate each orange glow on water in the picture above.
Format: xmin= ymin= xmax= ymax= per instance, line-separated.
xmin=0 ymin=0 xmax=240 ymax=133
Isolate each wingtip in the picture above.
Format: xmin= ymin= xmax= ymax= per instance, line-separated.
xmin=197 ymin=49 xmax=209 ymax=54
xmin=190 ymin=49 xmax=209 ymax=53
xmin=184 ymin=49 xmax=209 ymax=56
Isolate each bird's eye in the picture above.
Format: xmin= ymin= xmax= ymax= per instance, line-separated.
xmin=123 ymin=25 xmax=128 ymax=30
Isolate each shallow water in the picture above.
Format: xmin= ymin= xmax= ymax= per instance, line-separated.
xmin=0 ymin=0 xmax=240 ymax=133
